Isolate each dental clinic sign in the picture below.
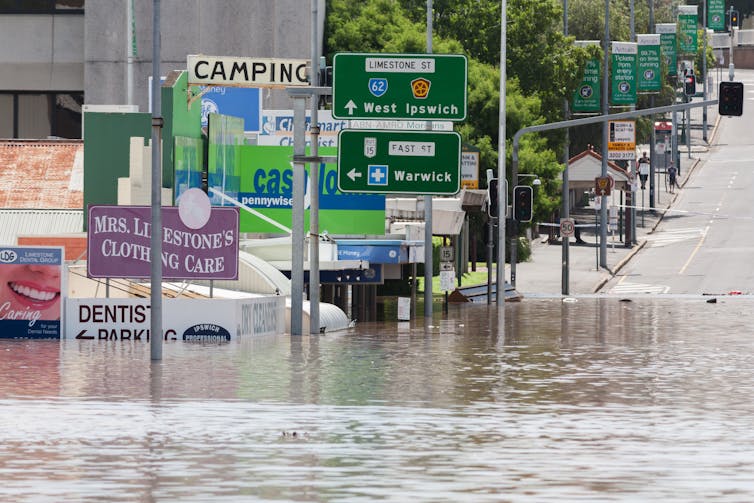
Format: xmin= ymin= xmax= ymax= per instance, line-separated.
xmin=187 ymin=55 xmax=309 ymax=87
xmin=0 ymin=246 xmax=64 ymax=339
xmin=87 ymin=204 xmax=240 ymax=280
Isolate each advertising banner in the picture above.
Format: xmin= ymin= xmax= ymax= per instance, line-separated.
xmin=657 ymin=24 xmax=678 ymax=77
xmin=607 ymin=120 xmax=636 ymax=161
xmin=87 ymin=205 xmax=240 ymax=280
xmin=611 ymin=42 xmax=637 ymax=106
xmin=65 ymin=296 xmax=286 ymax=341
xmin=0 ymin=246 xmax=64 ymax=339
xmin=461 ymin=147 xmax=480 ymax=189
xmin=208 ymin=113 xmax=244 ymax=207
xmin=573 ymin=57 xmax=601 ymax=113
xmin=259 ymin=110 xmax=346 ymax=147
xmin=637 ymin=34 xmax=662 ymax=92
xmin=708 ymin=0 xmax=726 ymax=31
xmin=678 ymin=5 xmax=698 ymax=55
xmin=174 ymin=136 xmax=204 ymax=201
xmin=200 ymin=86 xmax=262 ymax=132
xmin=239 ymin=146 xmax=385 ymax=235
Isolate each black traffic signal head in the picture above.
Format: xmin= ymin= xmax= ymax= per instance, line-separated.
xmin=513 ymin=185 xmax=533 ymax=222
xmin=684 ymin=74 xmax=696 ymax=97
xmin=719 ymin=81 xmax=744 ymax=116
xmin=731 ymin=10 xmax=739 ymax=28
xmin=487 ymin=178 xmax=498 ymax=218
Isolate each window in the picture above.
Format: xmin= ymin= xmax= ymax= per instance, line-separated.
xmin=1 ymin=92 xmax=83 ymax=139
xmin=0 ymin=0 xmax=83 ymax=14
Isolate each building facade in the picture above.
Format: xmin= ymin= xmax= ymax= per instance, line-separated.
xmin=0 ymin=0 xmax=317 ymax=139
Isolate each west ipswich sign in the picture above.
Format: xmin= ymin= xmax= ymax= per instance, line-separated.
xmin=187 ymin=55 xmax=309 ymax=87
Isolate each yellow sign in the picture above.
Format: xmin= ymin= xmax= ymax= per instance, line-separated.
xmin=607 ymin=120 xmax=636 ymax=160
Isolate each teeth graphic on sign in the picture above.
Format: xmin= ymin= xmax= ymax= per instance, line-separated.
xmin=364 ymin=137 xmax=377 ymax=158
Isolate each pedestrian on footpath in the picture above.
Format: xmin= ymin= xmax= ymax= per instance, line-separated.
xmin=668 ymin=163 xmax=678 ymax=194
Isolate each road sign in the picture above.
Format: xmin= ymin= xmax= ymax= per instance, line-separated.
xmin=595 ymin=176 xmax=612 ymax=196
xmin=332 ymin=53 xmax=467 ymax=121
xmin=440 ymin=246 xmax=454 ymax=262
xmin=560 ymin=218 xmax=575 ymax=237
xmin=338 ymin=130 xmax=461 ymax=195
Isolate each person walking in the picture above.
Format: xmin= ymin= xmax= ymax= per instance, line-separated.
xmin=668 ymin=163 xmax=678 ymax=194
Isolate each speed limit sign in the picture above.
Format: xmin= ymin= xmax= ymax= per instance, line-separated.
xmin=560 ymin=218 xmax=575 ymax=237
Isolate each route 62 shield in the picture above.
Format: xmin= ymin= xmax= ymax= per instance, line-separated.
xmin=368 ymin=78 xmax=388 ymax=97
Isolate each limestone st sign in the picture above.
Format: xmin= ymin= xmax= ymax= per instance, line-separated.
xmin=332 ymin=53 xmax=467 ymax=121
xmin=338 ymin=130 xmax=461 ymax=195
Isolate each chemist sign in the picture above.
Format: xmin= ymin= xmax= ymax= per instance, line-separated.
xmin=87 ymin=205 xmax=240 ymax=280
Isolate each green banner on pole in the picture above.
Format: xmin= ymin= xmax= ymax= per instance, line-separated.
xmin=678 ymin=5 xmax=698 ymax=55
xmin=657 ymin=23 xmax=678 ymax=77
xmin=611 ymin=42 xmax=637 ymax=106
xmin=708 ymin=0 xmax=726 ymax=31
xmin=573 ymin=57 xmax=601 ymax=112
xmin=637 ymin=34 xmax=662 ymax=93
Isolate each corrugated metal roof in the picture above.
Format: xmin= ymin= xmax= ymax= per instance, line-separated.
xmin=0 ymin=140 xmax=83 ymax=209
xmin=0 ymin=209 xmax=84 ymax=247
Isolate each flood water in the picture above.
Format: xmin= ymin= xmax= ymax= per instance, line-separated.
xmin=2 ymin=296 xmax=754 ymax=502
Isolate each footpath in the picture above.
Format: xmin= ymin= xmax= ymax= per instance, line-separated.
xmin=509 ymin=105 xmax=718 ymax=297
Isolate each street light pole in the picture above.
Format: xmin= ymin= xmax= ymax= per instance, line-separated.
xmin=497 ymin=0 xmax=507 ymax=303
xmin=600 ymin=0 xmax=609 ymax=268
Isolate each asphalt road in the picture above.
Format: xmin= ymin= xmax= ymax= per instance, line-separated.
xmin=602 ymin=69 xmax=754 ymax=296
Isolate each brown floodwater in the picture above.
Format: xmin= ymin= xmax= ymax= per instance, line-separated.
xmin=1 ymin=296 xmax=753 ymax=502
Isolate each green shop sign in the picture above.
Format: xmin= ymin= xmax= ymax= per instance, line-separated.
xmin=678 ymin=5 xmax=698 ymax=55
xmin=657 ymin=23 xmax=678 ymax=77
xmin=708 ymin=0 xmax=726 ymax=31
xmin=611 ymin=42 xmax=637 ymax=106
xmin=637 ymin=34 xmax=661 ymax=93
xmin=238 ymin=146 xmax=386 ymax=235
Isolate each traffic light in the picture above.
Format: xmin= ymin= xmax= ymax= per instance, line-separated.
xmin=684 ymin=73 xmax=696 ymax=97
xmin=719 ymin=81 xmax=744 ymax=116
xmin=513 ymin=185 xmax=533 ymax=222
xmin=487 ymin=178 xmax=498 ymax=217
xmin=730 ymin=10 xmax=739 ymax=29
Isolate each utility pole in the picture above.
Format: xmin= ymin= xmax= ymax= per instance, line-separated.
xmin=600 ymin=0 xmax=609 ymax=268
xmin=497 ymin=0 xmax=507 ymax=302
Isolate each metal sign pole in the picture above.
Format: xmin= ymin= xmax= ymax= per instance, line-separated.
xmin=150 ymin=0 xmax=163 ymax=361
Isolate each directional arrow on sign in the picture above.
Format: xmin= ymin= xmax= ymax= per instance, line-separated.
xmin=347 ymin=168 xmax=362 ymax=181
xmin=345 ymin=100 xmax=358 ymax=115
xmin=75 ymin=329 xmax=94 ymax=340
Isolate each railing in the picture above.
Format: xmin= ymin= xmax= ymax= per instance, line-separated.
xmin=709 ymin=28 xmax=754 ymax=48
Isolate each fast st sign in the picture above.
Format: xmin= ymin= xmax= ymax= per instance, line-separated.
xmin=337 ymin=130 xmax=461 ymax=195
xmin=332 ymin=53 xmax=467 ymax=121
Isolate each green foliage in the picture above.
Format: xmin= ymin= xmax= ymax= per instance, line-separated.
xmin=324 ymin=0 xmax=603 ymax=240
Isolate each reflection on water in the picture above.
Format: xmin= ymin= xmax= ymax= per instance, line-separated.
xmin=2 ymin=297 xmax=754 ymax=501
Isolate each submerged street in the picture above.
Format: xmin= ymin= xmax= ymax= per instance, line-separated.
xmin=3 ymin=296 xmax=754 ymax=501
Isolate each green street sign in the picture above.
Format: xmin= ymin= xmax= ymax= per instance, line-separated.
xmin=678 ymin=6 xmax=698 ymax=55
xmin=338 ymin=130 xmax=461 ymax=195
xmin=611 ymin=42 xmax=637 ymax=106
xmin=708 ymin=0 xmax=726 ymax=31
xmin=332 ymin=53 xmax=467 ymax=121
xmin=637 ymin=34 xmax=661 ymax=93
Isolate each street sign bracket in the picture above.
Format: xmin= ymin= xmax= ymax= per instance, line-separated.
xmin=292 ymin=155 xmax=338 ymax=164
